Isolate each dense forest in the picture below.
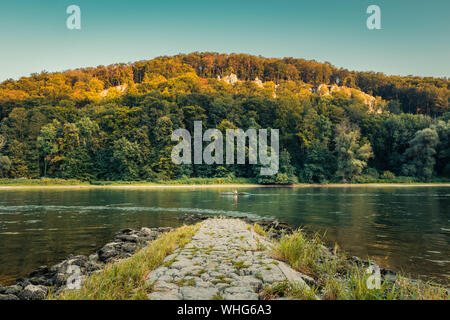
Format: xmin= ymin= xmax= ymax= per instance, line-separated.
xmin=0 ymin=52 xmax=448 ymax=183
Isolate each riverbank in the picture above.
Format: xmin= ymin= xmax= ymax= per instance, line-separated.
xmin=0 ymin=184 xmax=448 ymax=190
xmin=0 ymin=224 xmax=176 ymax=300
xmin=1 ymin=176 xmax=449 ymax=189
xmin=1 ymin=215 xmax=447 ymax=300
xmin=0 ymin=179 xmax=449 ymax=189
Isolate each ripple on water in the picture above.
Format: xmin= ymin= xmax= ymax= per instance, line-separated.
xmin=0 ymin=205 xmax=270 ymax=220
xmin=24 ymin=220 xmax=41 ymax=224
xmin=427 ymin=260 xmax=450 ymax=266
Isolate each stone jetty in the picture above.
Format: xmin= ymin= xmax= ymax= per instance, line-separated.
xmin=146 ymin=218 xmax=312 ymax=300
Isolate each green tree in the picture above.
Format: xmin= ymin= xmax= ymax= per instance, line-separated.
xmin=256 ymin=149 xmax=296 ymax=185
xmin=401 ymin=128 xmax=439 ymax=180
xmin=301 ymin=141 xmax=336 ymax=183
xmin=0 ymin=135 xmax=11 ymax=177
xmin=433 ymin=120 xmax=450 ymax=177
xmin=334 ymin=121 xmax=373 ymax=182
xmin=112 ymin=137 xmax=142 ymax=181
xmin=37 ymin=121 xmax=60 ymax=176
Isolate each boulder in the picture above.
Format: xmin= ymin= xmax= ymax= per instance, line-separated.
xmin=18 ymin=284 xmax=47 ymax=300
xmin=140 ymin=227 xmax=158 ymax=237
xmin=66 ymin=255 xmax=88 ymax=268
xmin=54 ymin=272 xmax=69 ymax=287
xmin=85 ymin=262 xmax=102 ymax=273
xmin=120 ymin=242 xmax=137 ymax=253
xmin=115 ymin=234 xmax=139 ymax=243
xmin=0 ymin=294 xmax=19 ymax=300
xmin=30 ymin=277 xmax=47 ymax=286
xmin=4 ymin=285 xmax=22 ymax=295
xmin=29 ymin=265 xmax=49 ymax=278
xmin=14 ymin=278 xmax=31 ymax=288
xmin=97 ymin=242 xmax=120 ymax=262
xmin=118 ymin=228 xmax=133 ymax=235
xmin=88 ymin=253 xmax=99 ymax=263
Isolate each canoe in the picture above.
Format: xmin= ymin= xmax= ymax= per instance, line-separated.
xmin=220 ymin=192 xmax=250 ymax=196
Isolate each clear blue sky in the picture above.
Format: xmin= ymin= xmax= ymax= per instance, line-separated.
xmin=0 ymin=0 xmax=449 ymax=81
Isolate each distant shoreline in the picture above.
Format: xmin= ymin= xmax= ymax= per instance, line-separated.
xmin=0 ymin=183 xmax=449 ymax=190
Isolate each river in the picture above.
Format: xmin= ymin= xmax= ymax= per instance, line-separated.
xmin=0 ymin=186 xmax=448 ymax=285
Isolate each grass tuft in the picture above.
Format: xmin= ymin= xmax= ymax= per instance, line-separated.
xmin=253 ymin=223 xmax=266 ymax=236
xmin=261 ymin=281 xmax=319 ymax=300
xmin=273 ymin=229 xmax=449 ymax=300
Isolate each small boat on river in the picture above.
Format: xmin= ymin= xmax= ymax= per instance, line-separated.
xmin=220 ymin=191 xmax=250 ymax=196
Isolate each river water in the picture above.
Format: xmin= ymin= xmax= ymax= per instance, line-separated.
xmin=0 ymin=186 xmax=448 ymax=285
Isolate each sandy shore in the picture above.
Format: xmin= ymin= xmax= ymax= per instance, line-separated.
xmin=0 ymin=183 xmax=448 ymax=190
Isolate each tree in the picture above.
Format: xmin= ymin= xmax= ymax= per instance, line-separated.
xmin=0 ymin=156 xmax=11 ymax=177
xmin=112 ymin=137 xmax=142 ymax=181
xmin=334 ymin=121 xmax=373 ymax=182
xmin=76 ymin=117 xmax=100 ymax=147
xmin=256 ymin=149 xmax=296 ymax=185
xmin=433 ymin=120 xmax=450 ymax=177
xmin=0 ymin=134 xmax=11 ymax=177
xmin=401 ymin=128 xmax=439 ymax=180
xmin=301 ymin=141 xmax=336 ymax=183
xmin=37 ymin=121 xmax=60 ymax=176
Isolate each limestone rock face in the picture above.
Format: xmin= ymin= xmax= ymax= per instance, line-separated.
xmin=99 ymin=84 xmax=128 ymax=97
xmin=254 ymin=77 xmax=263 ymax=88
xmin=310 ymin=84 xmax=379 ymax=112
xmin=219 ymin=73 xmax=239 ymax=85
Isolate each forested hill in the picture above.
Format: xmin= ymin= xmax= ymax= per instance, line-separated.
xmin=2 ymin=52 xmax=448 ymax=117
xmin=0 ymin=52 xmax=448 ymax=183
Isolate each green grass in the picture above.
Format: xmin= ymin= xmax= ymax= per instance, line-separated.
xmin=351 ymin=174 xmax=450 ymax=184
xmin=0 ymin=177 xmax=256 ymax=187
xmin=2 ymin=177 xmax=448 ymax=187
xmin=252 ymin=223 xmax=266 ymax=236
xmin=261 ymin=281 xmax=319 ymax=300
xmin=54 ymin=224 xmax=197 ymax=300
xmin=157 ymin=177 xmax=256 ymax=185
xmin=273 ymin=229 xmax=449 ymax=300
xmin=90 ymin=177 xmax=256 ymax=186
xmin=211 ymin=274 xmax=232 ymax=285
xmin=232 ymin=260 xmax=251 ymax=270
xmin=0 ymin=178 xmax=87 ymax=186
xmin=212 ymin=293 xmax=224 ymax=300
xmin=171 ymin=278 xmax=196 ymax=287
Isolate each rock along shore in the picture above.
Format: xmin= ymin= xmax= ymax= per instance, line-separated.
xmin=0 ymin=226 xmax=172 ymax=300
